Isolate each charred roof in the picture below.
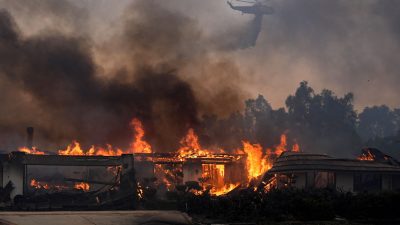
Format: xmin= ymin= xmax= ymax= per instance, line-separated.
xmin=269 ymin=151 xmax=400 ymax=174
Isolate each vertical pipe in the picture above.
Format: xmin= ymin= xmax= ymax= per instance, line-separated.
xmin=26 ymin=127 xmax=34 ymax=149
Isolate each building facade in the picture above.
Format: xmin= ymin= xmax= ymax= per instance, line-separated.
xmin=267 ymin=151 xmax=400 ymax=192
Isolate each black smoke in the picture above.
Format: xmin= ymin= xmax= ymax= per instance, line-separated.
xmin=1 ymin=0 xmax=400 ymax=159
xmin=0 ymin=0 xmax=249 ymax=152
xmin=0 ymin=8 xmax=199 ymax=151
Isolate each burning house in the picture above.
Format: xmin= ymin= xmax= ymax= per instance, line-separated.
xmin=135 ymin=152 xmax=247 ymax=196
xmin=265 ymin=149 xmax=400 ymax=192
xmin=2 ymin=117 xmax=398 ymax=210
xmin=0 ymin=119 xmax=300 ymax=206
xmin=0 ymin=152 xmax=136 ymax=209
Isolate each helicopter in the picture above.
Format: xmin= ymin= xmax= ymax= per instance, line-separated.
xmin=227 ymin=0 xmax=274 ymax=16
xmin=227 ymin=0 xmax=274 ymax=47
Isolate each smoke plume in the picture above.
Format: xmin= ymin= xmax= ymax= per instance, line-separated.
xmin=0 ymin=0 xmax=246 ymax=152
xmin=1 ymin=0 xmax=400 ymax=157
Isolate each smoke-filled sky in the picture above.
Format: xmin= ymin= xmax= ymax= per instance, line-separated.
xmin=1 ymin=0 xmax=400 ymax=151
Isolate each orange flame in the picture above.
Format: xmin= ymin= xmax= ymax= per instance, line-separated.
xmin=19 ymin=147 xmax=45 ymax=155
xmin=74 ymin=182 xmax=90 ymax=191
xmin=22 ymin=119 xmax=303 ymax=195
xmin=242 ymin=134 xmax=300 ymax=181
xmin=176 ymin=129 xmax=240 ymax=195
xmin=58 ymin=141 xmax=88 ymax=156
xmin=137 ymin=182 xmax=144 ymax=200
xmin=210 ymin=183 xmax=240 ymax=196
xmin=358 ymin=151 xmax=375 ymax=161
xmin=30 ymin=179 xmax=70 ymax=191
xmin=130 ymin=118 xmax=152 ymax=153
xmin=31 ymin=179 xmax=90 ymax=192
xmin=292 ymin=143 xmax=300 ymax=152
xmin=57 ymin=118 xmax=152 ymax=156
xmin=242 ymin=141 xmax=271 ymax=181
xmin=178 ymin=128 xmax=211 ymax=158
xmin=30 ymin=179 xmax=49 ymax=189
xmin=96 ymin=144 xmax=124 ymax=156
xmin=154 ymin=164 xmax=174 ymax=190
xmin=274 ymin=134 xmax=287 ymax=156
xmin=58 ymin=141 xmax=124 ymax=156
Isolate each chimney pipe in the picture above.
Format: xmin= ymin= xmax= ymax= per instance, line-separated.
xmin=27 ymin=127 xmax=34 ymax=149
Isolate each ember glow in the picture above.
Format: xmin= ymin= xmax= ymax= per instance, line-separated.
xmin=292 ymin=143 xmax=300 ymax=152
xmin=211 ymin=183 xmax=240 ymax=196
xmin=154 ymin=164 xmax=176 ymax=190
xmin=30 ymin=179 xmax=68 ymax=191
xmin=30 ymin=179 xmax=90 ymax=192
xmin=358 ymin=150 xmax=375 ymax=161
xmin=74 ymin=182 xmax=90 ymax=191
xmin=137 ymin=182 xmax=144 ymax=200
xmin=30 ymin=179 xmax=49 ymax=190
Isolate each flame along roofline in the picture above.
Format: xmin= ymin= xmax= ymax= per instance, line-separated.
xmin=2 ymin=151 xmax=246 ymax=166
xmin=135 ymin=152 xmax=247 ymax=164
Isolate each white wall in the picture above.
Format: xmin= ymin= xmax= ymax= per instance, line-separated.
xmin=2 ymin=162 xmax=25 ymax=200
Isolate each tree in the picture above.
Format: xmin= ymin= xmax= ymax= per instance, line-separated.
xmin=244 ymin=95 xmax=287 ymax=147
xmin=358 ymin=105 xmax=397 ymax=141
xmin=286 ymin=81 xmax=314 ymax=124
xmin=286 ymin=81 xmax=361 ymax=157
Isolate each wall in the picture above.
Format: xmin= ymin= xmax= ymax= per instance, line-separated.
xmin=293 ymin=172 xmax=306 ymax=189
xmin=225 ymin=161 xmax=247 ymax=184
xmin=134 ymin=161 xmax=155 ymax=179
xmin=182 ymin=162 xmax=202 ymax=183
xmin=382 ymin=174 xmax=392 ymax=191
xmin=335 ymin=172 xmax=353 ymax=192
xmin=2 ymin=161 xmax=25 ymax=200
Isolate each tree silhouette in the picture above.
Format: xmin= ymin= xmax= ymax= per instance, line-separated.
xmin=358 ymin=105 xmax=398 ymax=141
xmin=286 ymin=81 xmax=361 ymax=157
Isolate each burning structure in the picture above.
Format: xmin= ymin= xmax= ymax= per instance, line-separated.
xmin=131 ymin=128 xmax=301 ymax=196
xmin=264 ymin=148 xmax=400 ymax=192
xmin=0 ymin=152 xmax=136 ymax=209
xmin=1 ymin=119 xmax=399 ymax=210
xmin=0 ymin=119 xmax=300 ymax=207
xmin=135 ymin=152 xmax=246 ymax=196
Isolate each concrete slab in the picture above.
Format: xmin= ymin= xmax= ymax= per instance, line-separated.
xmin=0 ymin=211 xmax=192 ymax=225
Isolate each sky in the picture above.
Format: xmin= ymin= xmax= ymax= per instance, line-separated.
xmin=1 ymin=0 xmax=400 ymax=150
